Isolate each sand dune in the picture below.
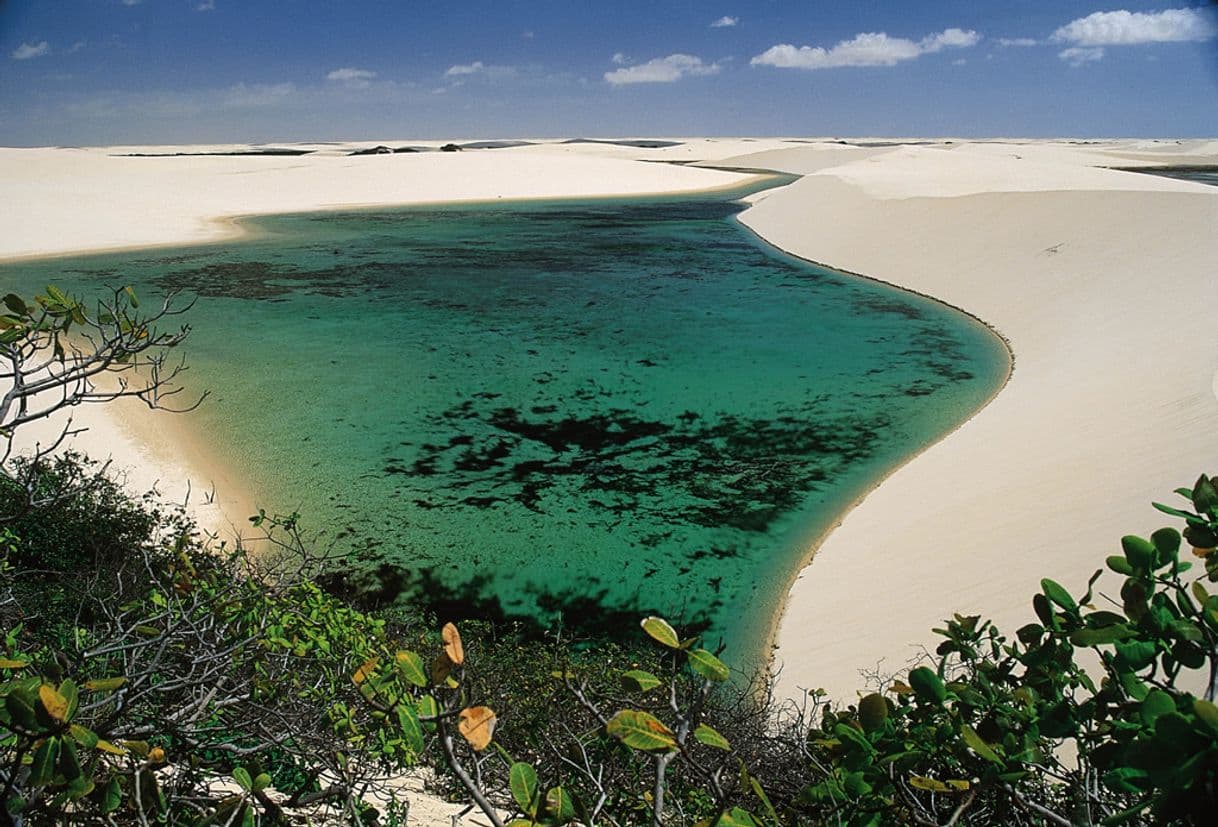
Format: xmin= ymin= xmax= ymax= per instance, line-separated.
xmin=3 ymin=138 xmax=1216 ymax=703
xmin=728 ymin=141 xmax=1218 ymax=701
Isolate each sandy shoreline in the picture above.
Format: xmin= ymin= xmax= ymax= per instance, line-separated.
xmin=3 ymin=137 xmax=1217 ymax=703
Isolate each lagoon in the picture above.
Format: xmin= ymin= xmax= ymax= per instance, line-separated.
xmin=3 ymin=182 xmax=1009 ymax=661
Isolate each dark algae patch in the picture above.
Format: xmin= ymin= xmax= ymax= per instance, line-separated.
xmin=1 ymin=184 xmax=1008 ymax=658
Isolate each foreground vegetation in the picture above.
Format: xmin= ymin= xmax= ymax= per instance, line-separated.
xmin=3 ymin=453 xmax=1217 ymax=825
xmin=3 ymin=287 xmax=1217 ymax=824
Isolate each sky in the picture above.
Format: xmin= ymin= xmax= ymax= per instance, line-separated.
xmin=1 ymin=1 xmax=1216 ymax=145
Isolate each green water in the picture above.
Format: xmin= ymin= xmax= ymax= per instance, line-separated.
xmin=1 ymin=182 xmax=1009 ymax=660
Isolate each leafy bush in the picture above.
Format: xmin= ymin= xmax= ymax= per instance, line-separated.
xmin=4 ymin=450 xmax=1218 ymax=825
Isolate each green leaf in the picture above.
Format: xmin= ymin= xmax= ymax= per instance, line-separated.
xmin=640 ymin=616 xmax=680 ymax=649
xmin=749 ymin=774 xmax=780 ymax=825
xmin=69 ymin=724 xmax=98 ymax=750
xmin=621 ymin=669 xmax=663 ymax=693
xmin=29 ymin=737 xmax=59 ymax=785
xmin=59 ymin=679 xmax=79 ymax=720
xmin=1 ymin=294 xmax=28 ymax=315
xmin=960 ymin=724 xmax=1003 ymax=765
xmin=57 ymin=738 xmax=82 ymax=781
xmin=1041 ymin=578 xmax=1077 ymax=612
xmin=510 ymin=762 xmax=539 ymax=813
xmin=252 ymin=773 xmax=272 ymax=793
xmin=1070 ymin=625 xmax=1137 ymax=646
xmin=694 ymin=723 xmax=731 ymax=750
xmin=4 ymin=693 xmax=38 ymax=730
xmin=101 ymin=778 xmax=122 ymax=814
xmin=1122 ymin=536 xmax=1156 ymax=570
xmin=124 ymin=286 xmax=140 ymax=309
xmin=396 ymin=705 xmax=424 ymax=755
xmin=1151 ymin=527 xmax=1181 ymax=559
xmin=688 ymin=648 xmax=730 ymax=682
xmin=1106 ymin=555 xmax=1135 ymax=575
xmin=908 ymin=667 xmax=947 ymax=704
xmin=1193 ymin=475 xmax=1218 ymax=514
xmin=714 ymin=807 xmax=760 ymax=827
xmin=417 ymin=694 xmax=439 ymax=721
xmin=1140 ymin=690 xmax=1175 ymax=727
xmin=395 ymin=650 xmax=428 ymax=688
xmin=858 ymin=693 xmax=889 ymax=732
xmin=605 ymin=709 xmax=677 ymax=752
xmin=232 ymin=767 xmax=253 ymax=792
xmin=545 ymin=786 xmax=575 ymax=823
xmin=1193 ymin=698 xmax=1218 ymax=734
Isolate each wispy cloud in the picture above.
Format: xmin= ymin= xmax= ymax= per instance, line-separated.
xmin=327 ymin=67 xmax=377 ymax=88
xmin=197 ymin=0 xmax=216 ymax=10
xmin=751 ymin=27 xmax=980 ymax=70
xmin=222 ymin=82 xmax=295 ymax=108
xmin=604 ymin=53 xmax=720 ymax=85
xmin=446 ymin=61 xmax=486 ymax=77
xmin=11 ymin=41 xmax=51 ymax=60
xmin=1052 ymin=7 xmax=1216 ymax=47
xmin=710 ymin=16 xmax=738 ymax=29
xmin=122 ymin=0 xmax=142 ymax=6
xmin=997 ymin=37 xmax=1039 ymax=47
xmin=1058 ymin=46 xmax=1106 ymax=67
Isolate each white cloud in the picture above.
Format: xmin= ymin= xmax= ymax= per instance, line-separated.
xmin=611 ymin=52 xmax=627 ymax=65
xmin=11 ymin=41 xmax=50 ymax=60
xmin=751 ymin=27 xmax=979 ymax=70
xmin=445 ymin=61 xmax=486 ymax=76
xmin=66 ymin=41 xmax=86 ymax=54
xmin=1059 ymin=46 xmax=1106 ymax=66
xmin=197 ymin=0 xmax=215 ymax=10
xmin=604 ymin=53 xmax=720 ymax=85
xmin=920 ymin=27 xmax=982 ymax=52
xmin=998 ymin=37 xmax=1039 ymax=47
xmin=711 ymin=16 xmax=738 ymax=29
xmin=1052 ymin=8 xmax=1216 ymax=46
xmin=953 ymin=58 xmax=968 ymax=66
xmin=327 ymin=67 xmax=377 ymax=88
xmin=122 ymin=0 xmax=142 ymax=5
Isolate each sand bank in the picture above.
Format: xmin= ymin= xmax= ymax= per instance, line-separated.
xmin=726 ymin=140 xmax=1218 ymax=701
xmin=3 ymin=138 xmax=1217 ymax=707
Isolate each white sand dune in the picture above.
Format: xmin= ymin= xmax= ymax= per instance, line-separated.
xmin=3 ymin=138 xmax=1216 ymax=707
xmin=727 ymin=141 xmax=1218 ymax=701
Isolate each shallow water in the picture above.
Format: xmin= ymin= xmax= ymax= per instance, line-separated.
xmin=2 ymin=183 xmax=1009 ymax=661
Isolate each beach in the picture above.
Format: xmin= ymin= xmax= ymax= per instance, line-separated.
xmin=3 ymin=138 xmax=1217 ymax=703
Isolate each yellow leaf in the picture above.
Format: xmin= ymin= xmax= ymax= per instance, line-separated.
xmin=458 ymin=706 xmax=496 ymax=751
xmin=149 ymin=747 xmax=166 ymax=764
xmin=39 ymin=684 xmax=70 ymax=723
xmin=442 ymin=622 xmax=465 ymax=666
xmin=352 ymin=657 xmax=379 ymax=686
xmin=946 ymin=779 xmax=971 ymax=791
xmin=909 ymin=776 xmax=951 ymax=793
xmin=84 ymin=677 xmax=126 ymax=692
xmin=0 ymin=659 xmax=29 ymax=669
xmin=96 ymin=740 xmax=128 ymax=756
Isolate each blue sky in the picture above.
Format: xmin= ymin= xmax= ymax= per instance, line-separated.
xmin=1 ymin=1 xmax=1215 ymax=145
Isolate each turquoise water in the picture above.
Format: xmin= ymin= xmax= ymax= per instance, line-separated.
xmin=2 ymin=183 xmax=1009 ymax=660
